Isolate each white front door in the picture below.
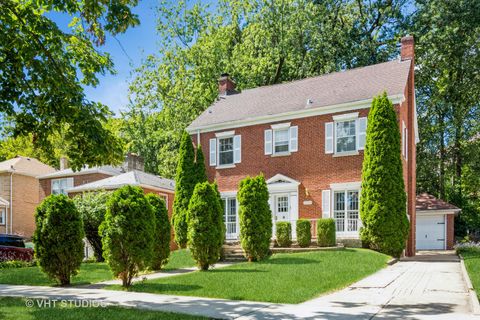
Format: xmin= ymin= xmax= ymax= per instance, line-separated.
xmin=224 ymin=197 xmax=238 ymax=240
xmin=274 ymin=194 xmax=290 ymax=221
xmin=416 ymin=215 xmax=446 ymax=250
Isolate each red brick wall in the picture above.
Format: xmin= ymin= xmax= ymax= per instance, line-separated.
xmin=446 ymin=214 xmax=455 ymax=250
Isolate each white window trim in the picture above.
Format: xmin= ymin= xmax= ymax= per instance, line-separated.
xmin=330 ymin=181 xmax=362 ymax=190
xmin=332 ymin=189 xmax=362 ymax=236
xmin=334 ymin=118 xmax=358 ymax=155
xmin=332 ymin=112 xmax=359 ymax=121
xmin=0 ymin=208 xmax=5 ymax=225
xmin=215 ymin=130 xmax=235 ymax=138
xmin=272 ymin=127 xmax=291 ymax=155
xmin=271 ymin=122 xmax=291 ymax=130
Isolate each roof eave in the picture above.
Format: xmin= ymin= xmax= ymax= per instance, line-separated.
xmin=187 ymin=93 xmax=405 ymax=134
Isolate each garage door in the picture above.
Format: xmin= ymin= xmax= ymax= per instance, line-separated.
xmin=416 ymin=215 xmax=445 ymax=250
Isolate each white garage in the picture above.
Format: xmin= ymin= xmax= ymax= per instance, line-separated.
xmin=416 ymin=193 xmax=461 ymax=251
xmin=416 ymin=215 xmax=446 ymax=250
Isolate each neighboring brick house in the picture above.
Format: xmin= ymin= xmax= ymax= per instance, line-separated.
xmin=0 ymin=156 xmax=55 ymax=238
xmin=67 ymin=170 xmax=175 ymax=217
xmin=187 ymin=36 xmax=420 ymax=256
xmin=416 ymin=193 xmax=460 ymax=250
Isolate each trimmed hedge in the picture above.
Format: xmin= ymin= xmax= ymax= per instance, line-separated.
xmin=275 ymin=222 xmax=292 ymax=247
xmin=296 ymin=219 xmax=311 ymax=247
xmin=0 ymin=260 xmax=35 ymax=269
xmin=187 ymin=182 xmax=224 ymax=270
xmin=33 ymin=194 xmax=84 ymax=285
xmin=238 ymin=174 xmax=272 ymax=261
xmin=100 ymin=186 xmax=155 ymax=287
xmin=317 ymin=218 xmax=336 ymax=247
xmin=146 ymin=194 xmax=171 ymax=270
xmin=0 ymin=247 xmax=34 ymax=262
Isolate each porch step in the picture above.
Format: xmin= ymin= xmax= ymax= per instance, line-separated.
xmin=222 ymin=244 xmax=247 ymax=262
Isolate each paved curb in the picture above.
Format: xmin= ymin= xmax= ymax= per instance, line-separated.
xmin=387 ymin=258 xmax=398 ymax=266
xmin=459 ymin=254 xmax=480 ymax=315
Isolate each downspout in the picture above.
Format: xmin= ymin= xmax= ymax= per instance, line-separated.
xmin=197 ymin=129 xmax=200 ymax=146
xmin=9 ymin=169 xmax=14 ymax=235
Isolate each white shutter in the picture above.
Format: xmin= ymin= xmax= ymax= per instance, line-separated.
xmin=209 ymin=138 xmax=217 ymax=166
xmin=322 ymin=190 xmax=331 ymax=218
xmin=233 ymin=135 xmax=241 ymax=163
xmin=405 ymin=128 xmax=408 ymax=160
xmin=289 ymin=126 xmax=298 ymax=152
xmin=264 ymin=129 xmax=273 ymax=155
xmin=325 ymin=122 xmax=334 ymax=154
xmin=402 ymin=121 xmax=406 ymax=157
xmin=358 ymin=117 xmax=367 ymax=150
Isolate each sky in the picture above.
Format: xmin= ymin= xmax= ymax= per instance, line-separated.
xmin=51 ymin=0 xmax=160 ymax=115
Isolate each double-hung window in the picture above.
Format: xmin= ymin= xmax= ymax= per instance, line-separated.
xmin=325 ymin=113 xmax=367 ymax=155
xmin=51 ymin=178 xmax=74 ymax=195
xmin=209 ymin=132 xmax=241 ymax=167
xmin=274 ymin=129 xmax=290 ymax=154
xmin=264 ymin=123 xmax=298 ymax=155
xmin=218 ymin=137 xmax=234 ymax=166
xmin=335 ymin=120 xmax=357 ymax=153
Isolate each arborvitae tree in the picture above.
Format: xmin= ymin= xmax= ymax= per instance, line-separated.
xmin=187 ymin=182 xmax=225 ymax=270
xmin=74 ymin=191 xmax=110 ymax=262
xmin=100 ymin=186 xmax=155 ymax=287
xmin=172 ymin=131 xmax=197 ymax=248
xmin=146 ymin=194 xmax=171 ymax=270
xmin=33 ymin=195 xmax=84 ymax=285
xmin=360 ymin=92 xmax=409 ymax=257
xmin=238 ymin=174 xmax=272 ymax=261
xmin=195 ymin=144 xmax=208 ymax=183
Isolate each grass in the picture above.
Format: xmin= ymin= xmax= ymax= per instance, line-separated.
xmin=0 ymin=297 xmax=206 ymax=320
xmin=460 ymin=248 xmax=480 ymax=299
xmin=0 ymin=263 xmax=113 ymax=286
xmin=0 ymin=249 xmax=195 ymax=287
xmin=109 ymin=248 xmax=389 ymax=304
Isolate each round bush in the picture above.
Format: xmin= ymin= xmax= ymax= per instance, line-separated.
xmin=74 ymin=191 xmax=110 ymax=262
xmin=99 ymin=186 xmax=155 ymax=287
xmin=33 ymin=194 xmax=84 ymax=285
xmin=187 ymin=182 xmax=224 ymax=270
xmin=317 ymin=218 xmax=336 ymax=247
xmin=146 ymin=194 xmax=171 ymax=270
xmin=275 ymin=222 xmax=292 ymax=247
xmin=296 ymin=219 xmax=311 ymax=247
xmin=238 ymin=174 xmax=272 ymax=261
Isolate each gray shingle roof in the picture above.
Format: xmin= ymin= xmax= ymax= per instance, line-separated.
xmin=188 ymin=59 xmax=411 ymax=131
xmin=67 ymin=170 xmax=175 ymax=193
xmin=37 ymin=165 xmax=122 ymax=179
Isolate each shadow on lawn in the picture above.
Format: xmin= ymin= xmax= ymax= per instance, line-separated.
xmin=132 ymin=283 xmax=203 ymax=293
xmin=266 ymin=257 xmax=319 ymax=265
xmin=210 ymin=268 xmax=266 ymax=273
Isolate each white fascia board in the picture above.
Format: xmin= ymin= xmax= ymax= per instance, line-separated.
xmin=417 ymin=209 xmax=461 ymax=216
xmin=187 ymin=94 xmax=405 ymax=134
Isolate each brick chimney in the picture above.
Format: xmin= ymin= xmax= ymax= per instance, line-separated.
xmin=400 ymin=35 xmax=414 ymax=61
xmin=218 ymin=73 xmax=236 ymax=96
xmin=123 ymin=153 xmax=144 ymax=172
xmin=59 ymin=156 xmax=69 ymax=170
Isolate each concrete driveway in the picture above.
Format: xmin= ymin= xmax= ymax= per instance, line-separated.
xmin=240 ymin=251 xmax=477 ymax=319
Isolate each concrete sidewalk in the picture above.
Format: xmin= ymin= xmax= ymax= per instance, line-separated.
xmin=0 ymin=253 xmax=477 ymax=319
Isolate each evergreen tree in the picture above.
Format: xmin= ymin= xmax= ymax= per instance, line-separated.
xmin=360 ymin=92 xmax=409 ymax=257
xmin=172 ymin=131 xmax=197 ymax=248
xmin=195 ymin=144 xmax=208 ymax=183
xmin=146 ymin=194 xmax=171 ymax=270
xmin=187 ymin=182 xmax=225 ymax=270
xmin=238 ymin=174 xmax=272 ymax=261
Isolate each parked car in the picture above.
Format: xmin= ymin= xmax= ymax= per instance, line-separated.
xmin=0 ymin=234 xmax=26 ymax=248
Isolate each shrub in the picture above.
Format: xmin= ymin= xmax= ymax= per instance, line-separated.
xmin=33 ymin=194 xmax=84 ymax=285
xmin=0 ymin=247 xmax=34 ymax=262
xmin=0 ymin=260 xmax=36 ymax=269
xmin=296 ymin=219 xmax=311 ymax=247
xmin=100 ymin=186 xmax=155 ymax=287
xmin=146 ymin=194 xmax=171 ymax=270
xmin=238 ymin=174 xmax=272 ymax=261
xmin=172 ymin=131 xmax=207 ymax=248
xmin=187 ymin=182 xmax=224 ymax=270
xmin=317 ymin=218 xmax=336 ymax=247
xmin=455 ymin=241 xmax=480 ymax=255
xmin=360 ymin=92 xmax=409 ymax=258
xmin=74 ymin=191 xmax=110 ymax=262
xmin=275 ymin=222 xmax=292 ymax=247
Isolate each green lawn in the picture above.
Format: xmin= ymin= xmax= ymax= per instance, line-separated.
xmin=110 ymin=248 xmax=389 ymax=303
xmin=461 ymin=248 xmax=480 ymax=299
xmin=0 ymin=249 xmax=195 ymax=286
xmin=0 ymin=263 xmax=112 ymax=286
xmin=0 ymin=297 xmax=206 ymax=320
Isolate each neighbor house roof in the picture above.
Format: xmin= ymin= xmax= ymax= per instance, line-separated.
xmin=188 ymin=59 xmax=412 ymax=132
xmin=37 ymin=165 xmax=122 ymax=179
xmin=66 ymin=170 xmax=175 ymax=193
xmin=416 ymin=193 xmax=461 ymax=213
xmin=0 ymin=156 xmax=55 ymax=177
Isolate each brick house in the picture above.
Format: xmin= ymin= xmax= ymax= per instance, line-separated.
xmin=0 ymin=156 xmax=55 ymax=237
xmin=187 ymin=36 xmax=422 ymax=256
